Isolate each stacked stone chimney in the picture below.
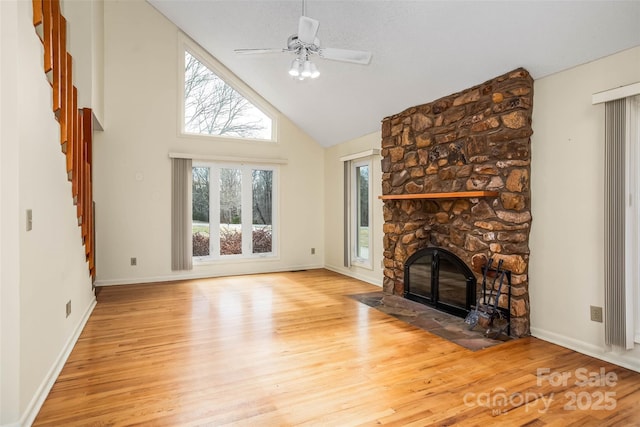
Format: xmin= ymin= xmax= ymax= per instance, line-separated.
xmin=381 ymin=68 xmax=533 ymax=336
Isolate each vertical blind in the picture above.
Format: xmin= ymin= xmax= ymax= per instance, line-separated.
xmin=172 ymin=158 xmax=193 ymax=271
xmin=603 ymin=99 xmax=628 ymax=348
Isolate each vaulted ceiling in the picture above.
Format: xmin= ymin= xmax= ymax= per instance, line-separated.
xmin=148 ymin=0 xmax=640 ymax=147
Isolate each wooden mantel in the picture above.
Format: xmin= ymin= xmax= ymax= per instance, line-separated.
xmin=379 ymin=190 xmax=499 ymax=200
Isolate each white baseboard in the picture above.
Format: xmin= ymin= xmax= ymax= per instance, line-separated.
xmin=94 ymin=264 xmax=325 ymax=286
xmin=324 ymin=264 xmax=383 ymax=287
xmin=531 ymin=327 xmax=640 ymax=373
xmin=19 ymin=297 xmax=97 ymax=427
xmin=94 ymin=264 xmax=383 ymax=288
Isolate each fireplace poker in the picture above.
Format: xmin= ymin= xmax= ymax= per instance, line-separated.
xmin=464 ymin=257 xmax=493 ymax=328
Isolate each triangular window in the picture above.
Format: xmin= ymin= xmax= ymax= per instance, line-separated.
xmin=183 ymin=50 xmax=273 ymax=140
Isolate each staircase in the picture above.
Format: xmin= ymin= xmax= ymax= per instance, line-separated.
xmin=31 ymin=0 xmax=95 ymax=280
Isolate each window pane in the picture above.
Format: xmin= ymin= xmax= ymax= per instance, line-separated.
xmin=252 ymin=169 xmax=273 ymax=254
xmin=220 ymin=168 xmax=242 ymax=255
xmin=184 ymin=51 xmax=272 ymax=140
xmin=356 ymin=165 xmax=369 ymax=260
xmin=192 ymin=167 xmax=210 ymax=257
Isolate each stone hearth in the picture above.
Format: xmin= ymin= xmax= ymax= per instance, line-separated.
xmin=350 ymin=292 xmax=510 ymax=351
xmin=381 ymin=68 xmax=533 ymax=337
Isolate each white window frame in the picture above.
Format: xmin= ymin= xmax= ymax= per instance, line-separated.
xmin=192 ymin=161 xmax=279 ymax=263
xmin=178 ymin=33 xmax=278 ymax=143
xmin=350 ymin=158 xmax=373 ymax=269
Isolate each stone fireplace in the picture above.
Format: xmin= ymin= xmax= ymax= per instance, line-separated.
xmin=381 ymin=68 xmax=533 ymax=337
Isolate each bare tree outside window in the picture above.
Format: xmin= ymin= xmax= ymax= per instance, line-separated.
xmin=220 ymin=168 xmax=242 ymax=255
xmin=184 ymin=52 xmax=272 ymax=139
xmin=192 ymin=167 xmax=210 ymax=257
xmin=252 ymin=170 xmax=273 ymax=253
xmin=192 ymin=167 xmax=210 ymax=223
xmin=220 ymin=168 xmax=242 ymax=225
xmin=355 ymin=163 xmax=370 ymax=261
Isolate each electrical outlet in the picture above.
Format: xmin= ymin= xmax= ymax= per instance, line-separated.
xmin=590 ymin=305 xmax=603 ymax=323
xmin=66 ymin=300 xmax=71 ymax=318
xmin=26 ymin=209 xmax=32 ymax=231
xmin=311 ymin=248 xmax=315 ymax=255
xmin=131 ymin=257 xmax=137 ymax=266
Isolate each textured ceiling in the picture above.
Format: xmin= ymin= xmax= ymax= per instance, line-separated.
xmin=148 ymin=0 xmax=640 ymax=147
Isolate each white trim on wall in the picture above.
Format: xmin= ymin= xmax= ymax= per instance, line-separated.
xmin=339 ymin=149 xmax=381 ymax=162
xmin=324 ymin=264 xmax=383 ymax=287
xmin=93 ymin=264 xmax=324 ymax=286
xmin=593 ymin=82 xmax=640 ymax=105
xmin=531 ymin=326 xmax=640 ymax=373
xmin=169 ymin=152 xmax=288 ymax=165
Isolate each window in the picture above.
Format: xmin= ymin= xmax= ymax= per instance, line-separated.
xmin=351 ymin=159 xmax=372 ymax=268
xmin=182 ymin=43 xmax=274 ymax=141
xmin=192 ymin=162 xmax=277 ymax=260
xmin=341 ymin=150 xmax=379 ymax=269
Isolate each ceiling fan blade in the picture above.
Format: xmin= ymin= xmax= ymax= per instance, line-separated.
xmin=234 ymin=48 xmax=288 ymax=55
xmin=318 ymin=47 xmax=372 ymax=65
xmin=298 ymin=16 xmax=320 ymax=45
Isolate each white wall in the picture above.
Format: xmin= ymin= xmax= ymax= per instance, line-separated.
xmin=1 ymin=2 xmax=22 ymax=425
xmin=530 ymin=46 xmax=640 ymax=371
xmin=93 ymin=0 xmax=324 ymax=285
xmin=324 ymin=132 xmax=383 ymax=286
xmin=62 ymin=0 xmax=104 ymax=127
xmin=1 ymin=0 xmax=96 ymax=425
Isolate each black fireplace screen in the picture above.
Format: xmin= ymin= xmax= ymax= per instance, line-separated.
xmin=404 ymin=247 xmax=476 ymax=318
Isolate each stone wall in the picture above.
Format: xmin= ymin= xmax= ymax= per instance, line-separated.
xmin=381 ymin=68 xmax=533 ymax=336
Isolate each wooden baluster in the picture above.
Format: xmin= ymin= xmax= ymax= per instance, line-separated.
xmin=82 ymin=109 xmax=92 ymax=240
xmin=65 ymin=76 xmax=73 ymax=180
xmin=83 ymin=165 xmax=89 ymax=243
xmin=71 ymin=87 xmax=78 ymax=191
xmin=84 ymin=108 xmax=94 ymax=272
xmin=59 ymin=17 xmax=68 ymax=148
xmin=85 ymin=109 xmax=93 ymax=164
xmin=51 ymin=0 xmax=61 ymax=114
xmin=85 ymin=166 xmax=92 ymax=258
xmin=33 ymin=0 xmax=44 ymax=40
xmin=42 ymin=0 xmax=53 ymax=79
xmin=77 ymin=110 xmax=85 ymax=225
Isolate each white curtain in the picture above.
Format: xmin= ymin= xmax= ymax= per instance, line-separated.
xmin=172 ymin=158 xmax=193 ymax=271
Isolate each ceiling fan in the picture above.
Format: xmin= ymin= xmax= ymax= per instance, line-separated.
xmin=234 ymin=15 xmax=372 ymax=80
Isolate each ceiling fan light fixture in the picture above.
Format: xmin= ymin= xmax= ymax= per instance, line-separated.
xmin=288 ymin=58 xmax=303 ymax=77
xmin=299 ymin=59 xmax=320 ymax=79
xmin=289 ymin=57 xmax=319 ymax=80
xmin=309 ymin=61 xmax=320 ymax=79
xmin=301 ymin=60 xmax=313 ymax=78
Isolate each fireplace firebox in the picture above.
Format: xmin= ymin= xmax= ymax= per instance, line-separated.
xmin=404 ymin=247 xmax=476 ymax=318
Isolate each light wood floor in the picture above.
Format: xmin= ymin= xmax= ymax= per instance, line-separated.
xmin=34 ymin=269 xmax=640 ymax=426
